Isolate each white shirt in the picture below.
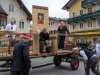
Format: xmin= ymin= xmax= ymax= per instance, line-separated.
xmin=5 ymin=24 xmax=17 ymax=39
xmin=96 ymin=43 xmax=100 ymax=51
xmin=5 ymin=24 xmax=17 ymax=31
xmin=80 ymin=50 xmax=88 ymax=60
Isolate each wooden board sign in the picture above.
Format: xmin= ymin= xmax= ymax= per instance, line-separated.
xmin=32 ymin=5 xmax=49 ymax=33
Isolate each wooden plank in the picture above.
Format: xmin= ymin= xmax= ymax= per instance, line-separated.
xmin=50 ymin=34 xmax=57 ymax=40
xmin=40 ymin=53 xmax=56 ymax=57
xmin=33 ymin=5 xmax=48 ymax=10
xmin=0 ymin=36 xmax=33 ymax=41
xmin=57 ymin=50 xmax=73 ymax=54
xmin=0 ymin=50 xmax=74 ymax=61
xmin=0 ymin=46 xmax=33 ymax=53
xmin=0 ymin=31 xmax=37 ymax=36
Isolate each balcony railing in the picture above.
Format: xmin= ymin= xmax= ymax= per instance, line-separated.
xmin=67 ymin=10 xmax=100 ymax=24
xmin=81 ymin=0 xmax=100 ymax=7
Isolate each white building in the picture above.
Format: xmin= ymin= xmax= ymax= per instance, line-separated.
xmin=0 ymin=0 xmax=32 ymax=33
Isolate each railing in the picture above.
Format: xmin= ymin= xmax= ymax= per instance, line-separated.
xmin=0 ymin=31 xmax=33 ymax=57
xmin=0 ymin=31 xmax=60 ymax=58
xmin=67 ymin=10 xmax=100 ymax=24
xmin=81 ymin=0 xmax=99 ymax=7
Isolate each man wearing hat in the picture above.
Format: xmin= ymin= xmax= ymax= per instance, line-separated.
xmin=12 ymin=33 xmax=32 ymax=75
xmin=73 ymin=47 xmax=100 ymax=75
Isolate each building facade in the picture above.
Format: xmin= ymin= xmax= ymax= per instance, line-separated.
xmin=49 ymin=17 xmax=69 ymax=41
xmin=62 ymin=0 xmax=100 ymax=42
xmin=0 ymin=0 xmax=32 ymax=33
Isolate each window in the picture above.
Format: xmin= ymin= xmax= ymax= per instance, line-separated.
xmin=19 ymin=22 xmax=24 ymax=28
xmin=9 ymin=6 xmax=11 ymax=12
xmin=4 ymin=18 xmax=7 ymax=25
xmin=9 ymin=3 xmax=14 ymax=12
xmin=79 ymin=10 xmax=83 ymax=16
xmin=87 ymin=7 xmax=92 ymax=13
xmin=72 ymin=24 xmax=76 ymax=30
xmin=72 ymin=12 xmax=76 ymax=18
xmin=87 ymin=21 xmax=92 ymax=28
xmin=79 ymin=23 xmax=84 ymax=29
xmin=92 ymin=37 xmax=99 ymax=42
xmin=51 ymin=22 xmax=52 ymax=25
xmin=97 ymin=19 xmax=100 ymax=27
xmin=22 ymin=22 xmax=24 ymax=28
xmin=80 ymin=38 xmax=85 ymax=43
xmin=19 ymin=22 xmax=21 ymax=28
xmin=97 ymin=4 xmax=100 ymax=10
xmin=19 ymin=19 xmax=24 ymax=28
xmin=53 ymin=21 xmax=54 ymax=25
xmin=0 ymin=17 xmax=7 ymax=26
xmin=12 ymin=6 xmax=14 ymax=12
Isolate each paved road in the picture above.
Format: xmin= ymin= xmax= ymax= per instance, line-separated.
xmin=0 ymin=61 xmax=97 ymax=75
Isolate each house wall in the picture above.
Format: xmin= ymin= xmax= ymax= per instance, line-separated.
xmin=68 ymin=0 xmax=100 ymax=41
xmin=0 ymin=0 xmax=31 ymax=33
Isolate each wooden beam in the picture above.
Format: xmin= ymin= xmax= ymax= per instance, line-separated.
xmin=33 ymin=5 xmax=48 ymax=10
xmin=0 ymin=46 xmax=33 ymax=53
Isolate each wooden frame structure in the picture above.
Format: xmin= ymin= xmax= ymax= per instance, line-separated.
xmin=0 ymin=31 xmax=77 ymax=61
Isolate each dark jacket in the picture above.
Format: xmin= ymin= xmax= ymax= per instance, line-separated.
xmin=12 ymin=40 xmax=31 ymax=72
xmin=40 ymin=31 xmax=50 ymax=41
xmin=79 ymin=49 xmax=93 ymax=61
xmin=57 ymin=25 xmax=70 ymax=34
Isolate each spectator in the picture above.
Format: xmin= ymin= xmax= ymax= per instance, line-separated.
xmin=95 ymin=39 xmax=100 ymax=71
xmin=5 ymin=20 xmax=17 ymax=54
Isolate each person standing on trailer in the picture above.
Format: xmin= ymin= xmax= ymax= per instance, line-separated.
xmin=12 ymin=33 xmax=32 ymax=75
xmin=57 ymin=21 xmax=69 ymax=50
xmin=73 ymin=47 xmax=100 ymax=75
xmin=5 ymin=20 xmax=17 ymax=54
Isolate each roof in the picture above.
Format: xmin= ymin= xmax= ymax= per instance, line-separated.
xmin=49 ymin=17 xmax=67 ymax=22
xmin=62 ymin=0 xmax=77 ymax=10
xmin=17 ymin=0 xmax=32 ymax=20
xmin=0 ymin=4 xmax=8 ymax=16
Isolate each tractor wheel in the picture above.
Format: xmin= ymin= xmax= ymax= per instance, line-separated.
xmin=53 ymin=56 xmax=62 ymax=66
xmin=70 ymin=57 xmax=79 ymax=70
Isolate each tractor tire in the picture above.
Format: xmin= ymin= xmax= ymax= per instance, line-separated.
xmin=53 ymin=56 xmax=62 ymax=66
xmin=70 ymin=57 xmax=79 ymax=70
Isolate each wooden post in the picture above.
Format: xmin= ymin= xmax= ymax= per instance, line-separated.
xmin=32 ymin=5 xmax=49 ymax=54
xmin=32 ymin=34 xmax=40 ymax=54
xmin=74 ymin=36 xmax=76 ymax=45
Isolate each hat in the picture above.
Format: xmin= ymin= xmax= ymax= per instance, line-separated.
xmin=23 ymin=33 xmax=31 ymax=39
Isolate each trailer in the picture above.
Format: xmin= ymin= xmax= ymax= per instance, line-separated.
xmin=0 ymin=5 xmax=80 ymax=72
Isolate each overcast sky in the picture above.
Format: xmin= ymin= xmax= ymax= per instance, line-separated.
xmin=22 ymin=0 xmax=69 ymax=19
